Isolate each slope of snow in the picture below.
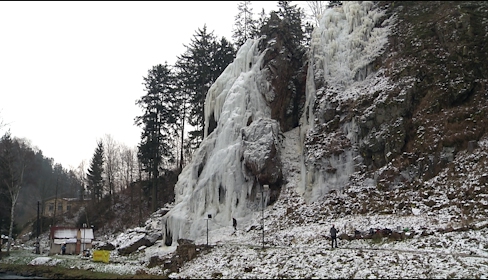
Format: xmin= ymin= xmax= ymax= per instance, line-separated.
xmin=157 ymin=129 xmax=488 ymax=279
xmin=8 ymin=128 xmax=488 ymax=279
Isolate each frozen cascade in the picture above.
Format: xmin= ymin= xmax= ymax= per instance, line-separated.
xmin=162 ymin=39 xmax=273 ymax=245
xmin=162 ymin=1 xmax=394 ymax=245
xmin=300 ymin=1 xmax=394 ymax=202
xmin=311 ymin=1 xmax=391 ymax=90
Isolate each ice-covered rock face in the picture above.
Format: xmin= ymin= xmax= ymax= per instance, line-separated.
xmin=308 ymin=1 xmax=391 ymax=92
xmin=162 ymin=39 xmax=278 ymax=245
xmin=162 ymin=1 xmax=395 ymax=245
xmin=299 ymin=1 xmax=394 ymax=202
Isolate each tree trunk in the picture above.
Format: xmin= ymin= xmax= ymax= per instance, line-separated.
xmin=151 ymin=176 xmax=157 ymax=212
xmin=6 ymin=192 xmax=18 ymax=255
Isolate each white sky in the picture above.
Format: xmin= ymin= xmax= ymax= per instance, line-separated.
xmin=0 ymin=1 xmax=308 ymax=170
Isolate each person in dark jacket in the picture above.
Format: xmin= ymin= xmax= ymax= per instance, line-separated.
xmin=233 ymin=218 xmax=237 ymax=231
xmin=61 ymin=243 xmax=66 ymax=255
xmin=330 ymin=224 xmax=338 ymax=248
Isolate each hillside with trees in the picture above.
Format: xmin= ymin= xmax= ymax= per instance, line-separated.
xmin=0 ymin=1 xmax=318 ymax=254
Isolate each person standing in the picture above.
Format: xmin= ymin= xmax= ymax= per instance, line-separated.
xmin=61 ymin=243 xmax=66 ymax=255
xmin=330 ymin=224 xmax=338 ymax=249
xmin=233 ymin=218 xmax=237 ymax=231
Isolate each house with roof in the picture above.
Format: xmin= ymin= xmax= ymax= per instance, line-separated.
xmin=43 ymin=197 xmax=89 ymax=217
xmin=49 ymin=226 xmax=94 ymax=255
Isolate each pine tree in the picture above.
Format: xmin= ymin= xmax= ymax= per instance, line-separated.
xmin=174 ymin=64 xmax=190 ymax=170
xmin=135 ymin=63 xmax=178 ymax=211
xmin=177 ymin=25 xmax=215 ymax=148
xmin=0 ymin=135 xmax=12 ymax=246
xmin=252 ymin=8 xmax=269 ymax=39
xmin=86 ymin=140 xmax=104 ymax=203
xmin=258 ymin=1 xmax=308 ymax=132
xmin=213 ymin=37 xmax=236 ymax=81
xmin=175 ymin=25 xmax=236 ymax=151
xmin=277 ymin=1 xmax=306 ymax=50
xmin=232 ymin=1 xmax=257 ymax=48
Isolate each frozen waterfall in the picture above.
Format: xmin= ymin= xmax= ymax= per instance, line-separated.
xmin=299 ymin=1 xmax=393 ymax=202
xmin=162 ymin=39 xmax=274 ymax=245
xmin=162 ymin=1 xmax=394 ymax=245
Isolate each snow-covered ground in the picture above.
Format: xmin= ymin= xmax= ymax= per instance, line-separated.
xmin=7 ymin=215 xmax=488 ymax=279
xmin=4 ymin=128 xmax=488 ymax=279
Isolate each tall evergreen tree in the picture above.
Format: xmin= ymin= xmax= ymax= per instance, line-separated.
xmin=252 ymin=8 xmax=269 ymax=39
xmin=175 ymin=25 xmax=236 ymax=151
xmin=174 ymin=65 xmax=190 ymax=170
xmin=135 ymin=63 xmax=178 ymax=212
xmin=86 ymin=140 xmax=104 ymax=203
xmin=232 ymin=1 xmax=257 ymax=48
xmin=0 ymin=137 xmax=11 ymax=252
xmin=277 ymin=1 xmax=306 ymax=50
xmin=258 ymin=1 xmax=308 ymax=132
xmin=214 ymin=37 xmax=236 ymax=76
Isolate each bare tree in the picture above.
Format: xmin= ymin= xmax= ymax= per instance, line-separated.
xmin=0 ymin=116 xmax=4 ymax=131
xmin=306 ymin=1 xmax=327 ymax=27
xmin=0 ymin=132 xmax=29 ymax=255
xmin=76 ymin=159 xmax=87 ymax=200
xmin=103 ymin=134 xmax=120 ymax=204
xmin=120 ymin=144 xmax=137 ymax=209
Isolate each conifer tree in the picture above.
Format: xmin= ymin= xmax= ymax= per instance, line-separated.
xmin=175 ymin=25 xmax=236 ymax=151
xmin=252 ymin=8 xmax=269 ymax=39
xmin=277 ymin=1 xmax=306 ymax=50
xmin=232 ymin=1 xmax=257 ymax=48
xmin=174 ymin=64 xmax=190 ymax=170
xmin=213 ymin=37 xmax=236 ymax=81
xmin=135 ymin=63 xmax=178 ymax=211
xmin=86 ymin=140 xmax=104 ymax=203
xmin=258 ymin=1 xmax=308 ymax=131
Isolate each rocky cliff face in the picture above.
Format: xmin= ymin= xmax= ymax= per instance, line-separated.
xmin=159 ymin=1 xmax=488 ymax=245
xmin=263 ymin=1 xmax=487 ymax=213
xmin=292 ymin=1 xmax=488 ymax=215
xmin=358 ymin=1 xmax=488 ymax=179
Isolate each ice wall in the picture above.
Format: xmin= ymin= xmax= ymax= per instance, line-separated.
xmin=161 ymin=1 xmax=394 ymax=244
xmin=162 ymin=39 xmax=272 ymax=245
xmin=299 ymin=1 xmax=393 ymax=201
xmin=311 ymin=1 xmax=390 ymax=91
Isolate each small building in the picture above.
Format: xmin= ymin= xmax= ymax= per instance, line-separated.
xmin=49 ymin=226 xmax=94 ymax=255
xmin=43 ymin=197 xmax=88 ymax=217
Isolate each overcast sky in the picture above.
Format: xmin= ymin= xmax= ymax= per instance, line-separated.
xmin=0 ymin=1 xmax=310 ymax=170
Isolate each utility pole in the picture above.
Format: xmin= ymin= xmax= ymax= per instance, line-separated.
xmin=36 ymin=201 xmax=40 ymax=254
xmin=206 ymin=214 xmax=212 ymax=246
xmin=262 ymin=185 xmax=269 ymax=249
xmin=52 ymin=175 xmax=59 ymax=227
xmin=82 ymin=223 xmax=86 ymax=254
xmin=0 ymin=218 xmax=3 ymax=259
xmin=262 ymin=186 xmax=264 ymax=249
